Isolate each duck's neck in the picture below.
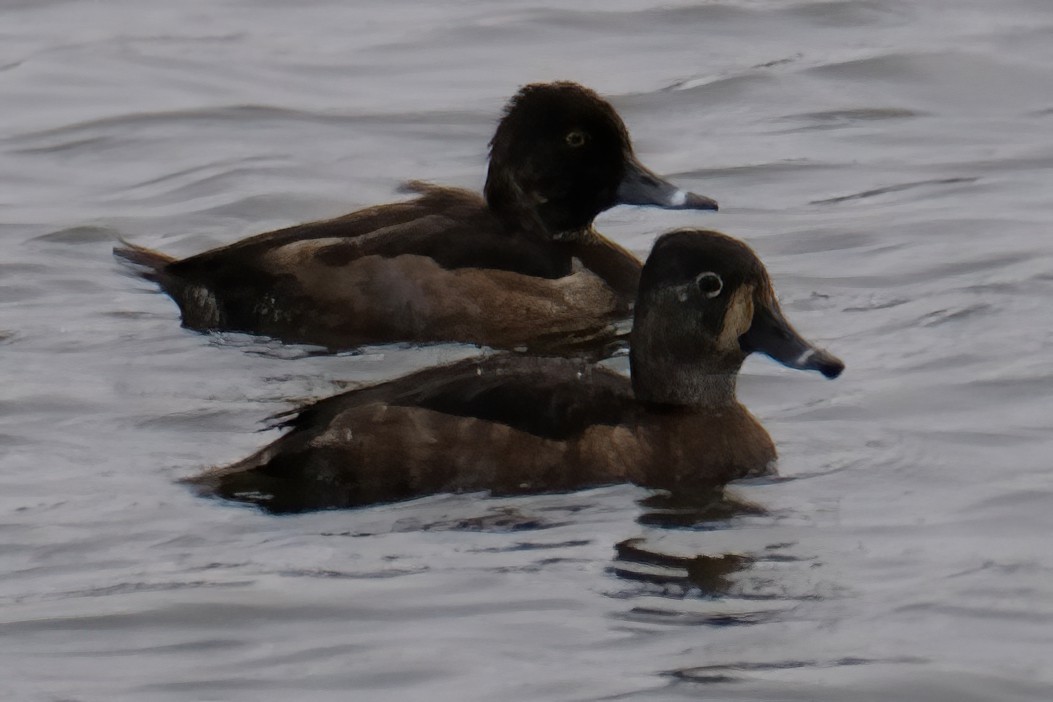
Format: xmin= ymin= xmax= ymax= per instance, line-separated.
xmin=484 ymin=170 xmax=589 ymax=242
xmin=630 ymin=356 xmax=740 ymax=408
xmin=630 ymin=300 xmax=743 ymax=409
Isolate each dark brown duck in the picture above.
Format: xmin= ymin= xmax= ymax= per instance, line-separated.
xmin=115 ymin=82 xmax=718 ymax=352
xmin=187 ymin=229 xmax=844 ymax=514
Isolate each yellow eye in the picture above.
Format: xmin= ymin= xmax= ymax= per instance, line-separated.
xmin=565 ymin=130 xmax=587 ymax=148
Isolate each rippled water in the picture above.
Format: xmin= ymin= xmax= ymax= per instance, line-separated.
xmin=3 ymin=0 xmax=1053 ymax=700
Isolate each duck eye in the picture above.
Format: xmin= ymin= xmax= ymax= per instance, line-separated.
xmin=565 ymin=130 xmax=587 ymax=148
xmin=696 ymin=272 xmax=723 ymax=298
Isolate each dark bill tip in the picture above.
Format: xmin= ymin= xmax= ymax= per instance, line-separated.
xmin=798 ymin=347 xmax=845 ymax=379
xmin=617 ymin=155 xmax=718 ymax=212
xmin=740 ymin=305 xmax=844 ymax=380
xmin=680 ymin=192 xmax=719 ymax=211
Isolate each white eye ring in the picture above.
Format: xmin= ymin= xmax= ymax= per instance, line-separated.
xmin=696 ymin=271 xmax=723 ymax=298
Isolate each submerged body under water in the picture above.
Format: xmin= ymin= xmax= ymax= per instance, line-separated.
xmin=2 ymin=0 xmax=1053 ymax=700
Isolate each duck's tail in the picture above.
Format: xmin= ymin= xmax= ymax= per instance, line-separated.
xmin=113 ymin=240 xmax=175 ymax=283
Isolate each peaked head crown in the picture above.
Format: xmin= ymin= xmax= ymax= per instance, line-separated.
xmin=485 ymin=82 xmax=719 ymax=238
xmin=639 ymin=230 xmax=768 ymax=309
xmin=492 ymin=82 xmax=633 ymax=154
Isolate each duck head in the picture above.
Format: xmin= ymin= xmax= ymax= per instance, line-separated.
xmin=630 ymin=230 xmax=843 ymax=407
xmin=485 ymin=82 xmax=719 ymax=239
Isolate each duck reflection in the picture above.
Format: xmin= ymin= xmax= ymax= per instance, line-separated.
xmin=636 ymin=487 xmax=766 ymax=530
xmin=612 ymin=539 xmax=753 ymax=596
xmin=606 ymin=488 xmax=762 ymax=598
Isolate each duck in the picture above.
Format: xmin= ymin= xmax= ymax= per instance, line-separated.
xmin=186 ymin=229 xmax=844 ymax=514
xmin=115 ymin=82 xmax=718 ymax=353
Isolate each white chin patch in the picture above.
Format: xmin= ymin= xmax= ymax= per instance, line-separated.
xmin=668 ymin=189 xmax=688 ymax=207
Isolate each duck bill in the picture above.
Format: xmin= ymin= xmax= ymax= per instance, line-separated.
xmin=739 ymin=303 xmax=844 ymax=379
xmin=616 ymin=154 xmax=718 ymax=211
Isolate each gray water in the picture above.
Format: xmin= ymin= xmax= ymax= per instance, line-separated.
xmin=3 ymin=0 xmax=1052 ymax=700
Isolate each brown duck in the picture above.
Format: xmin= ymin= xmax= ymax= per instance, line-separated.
xmin=187 ymin=229 xmax=843 ymax=513
xmin=115 ymin=82 xmax=718 ymax=353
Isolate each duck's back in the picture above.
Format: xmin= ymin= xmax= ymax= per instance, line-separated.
xmin=122 ymin=184 xmax=627 ymax=351
xmin=169 ymin=184 xmax=563 ymax=278
xmin=188 ymin=355 xmax=643 ymax=512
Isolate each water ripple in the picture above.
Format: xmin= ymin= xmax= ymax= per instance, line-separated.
xmin=811 ymin=177 xmax=979 ymax=205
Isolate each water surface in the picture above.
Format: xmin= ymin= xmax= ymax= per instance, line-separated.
xmin=2 ymin=0 xmax=1053 ymax=700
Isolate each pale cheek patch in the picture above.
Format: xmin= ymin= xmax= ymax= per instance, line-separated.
xmin=717 ymin=285 xmax=755 ymax=350
xmin=668 ymin=190 xmax=688 ymax=207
